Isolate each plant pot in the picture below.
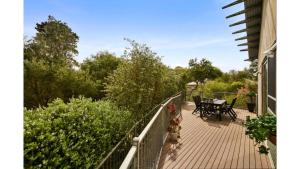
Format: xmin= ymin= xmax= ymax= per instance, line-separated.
xmin=268 ymin=133 xmax=276 ymax=145
xmin=169 ymin=133 xmax=178 ymax=143
xmin=246 ymin=115 xmax=250 ymax=122
xmin=247 ymin=103 xmax=256 ymax=113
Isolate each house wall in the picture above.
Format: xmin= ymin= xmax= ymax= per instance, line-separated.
xmin=257 ymin=0 xmax=276 ymax=115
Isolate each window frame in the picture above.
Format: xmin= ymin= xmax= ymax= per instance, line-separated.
xmin=262 ymin=43 xmax=277 ymax=115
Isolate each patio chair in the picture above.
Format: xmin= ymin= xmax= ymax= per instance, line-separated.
xmin=222 ymin=98 xmax=237 ymax=121
xmin=192 ymin=96 xmax=202 ymax=115
xmin=201 ymin=99 xmax=216 ymax=118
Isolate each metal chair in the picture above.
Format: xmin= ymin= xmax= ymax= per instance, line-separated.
xmin=201 ymin=99 xmax=216 ymax=118
xmin=222 ymin=98 xmax=237 ymax=121
xmin=192 ymin=96 xmax=202 ymax=115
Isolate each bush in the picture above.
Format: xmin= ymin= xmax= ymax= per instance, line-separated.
xmin=245 ymin=113 xmax=276 ymax=154
xmin=232 ymin=87 xmax=249 ymax=109
xmin=199 ymin=80 xmax=230 ymax=98
xmin=245 ymin=79 xmax=257 ymax=92
xmin=205 ymin=81 xmax=229 ymax=93
xmin=24 ymin=97 xmax=134 ymax=168
xmin=228 ymin=81 xmax=244 ymax=92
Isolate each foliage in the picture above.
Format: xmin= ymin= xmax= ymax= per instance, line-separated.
xmin=24 ymin=97 xmax=134 ymax=168
xmin=247 ymin=91 xmax=256 ymax=103
xmin=244 ymin=113 xmax=276 ymax=154
xmin=224 ymin=94 xmax=246 ymax=109
xmin=218 ymin=69 xmax=254 ymax=82
xmin=188 ymin=58 xmax=222 ymax=83
xmin=249 ymin=59 xmax=258 ymax=77
xmin=236 ymin=87 xmax=250 ymax=109
xmin=245 ymin=79 xmax=258 ymax=92
xmin=24 ymin=16 xmax=87 ymax=108
xmin=174 ymin=66 xmax=192 ymax=90
xmin=229 ymin=81 xmax=245 ymax=92
xmin=24 ymin=58 xmax=97 ymax=108
xmin=105 ymin=39 xmax=180 ymax=119
xmin=24 ymin=15 xmax=79 ymax=67
xmin=161 ymin=67 xmax=181 ymax=98
xmin=81 ymin=51 xmax=122 ymax=99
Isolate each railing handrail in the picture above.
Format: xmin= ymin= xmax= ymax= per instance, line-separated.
xmin=137 ymin=94 xmax=180 ymax=143
xmin=95 ymin=91 xmax=183 ymax=169
xmin=119 ymin=146 xmax=137 ymax=169
xmin=119 ymin=92 xmax=183 ymax=169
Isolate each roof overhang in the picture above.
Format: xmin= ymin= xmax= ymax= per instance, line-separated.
xmin=222 ymin=0 xmax=263 ymax=61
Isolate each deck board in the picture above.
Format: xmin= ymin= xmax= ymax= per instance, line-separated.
xmin=158 ymin=102 xmax=274 ymax=169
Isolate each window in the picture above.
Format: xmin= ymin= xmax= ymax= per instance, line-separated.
xmin=262 ymin=47 xmax=276 ymax=115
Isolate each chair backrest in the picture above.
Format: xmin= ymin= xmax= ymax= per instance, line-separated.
xmin=192 ymin=96 xmax=197 ymax=105
xmin=193 ymin=96 xmax=200 ymax=106
xmin=195 ymin=95 xmax=202 ymax=106
xmin=230 ymin=98 xmax=237 ymax=108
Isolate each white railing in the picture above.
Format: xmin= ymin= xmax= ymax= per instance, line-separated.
xmin=119 ymin=92 xmax=184 ymax=169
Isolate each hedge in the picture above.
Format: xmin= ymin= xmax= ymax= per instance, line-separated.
xmin=24 ymin=97 xmax=134 ymax=168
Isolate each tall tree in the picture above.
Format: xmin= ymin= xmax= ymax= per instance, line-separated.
xmin=24 ymin=16 xmax=82 ymax=108
xmin=188 ymin=58 xmax=223 ymax=83
xmin=105 ymin=39 xmax=178 ymax=119
xmin=25 ymin=15 xmax=79 ymax=67
xmin=81 ymin=51 xmax=122 ymax=99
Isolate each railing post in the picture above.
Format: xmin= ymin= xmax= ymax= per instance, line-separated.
xmin=132 ymin=137 xmax=139 ymax=169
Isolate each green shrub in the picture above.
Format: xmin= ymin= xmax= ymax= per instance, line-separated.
xmin=245 ymin=113 xmax=276 ymax=154
xmin=245 ymin=79 xmax=258 ymax=92
xmin=228 ymin=81 xmax=244 ymax=92
xmin=199 ymin=81 xmax=230 ymax=99
xmin=204 ymin=81 xmax=229 ymax=93
xmin=224 ymin=87 xmax=249 ymax=109
xmin=24 ymin=97 xmax=134 ymax=168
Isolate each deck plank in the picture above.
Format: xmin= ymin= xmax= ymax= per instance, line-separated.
xmin=229 ymin=117 xmax=243 ymax=169
xmin=223 ymin=119 xmax=240 ymax=169
xmin=205 ymin=117 xmax=233 ymax=168
xmin=158 ymin=103 xmax=273 ymax=169
xmin=249 ymin=137 xmax=256 ymax=168
xmin=236 ymin=113 xmax=246 ymax=169
xmin=217 ymin=117 xmax=237 ymax=169
xmin=196 ymin=119 xmax=232 ymax=169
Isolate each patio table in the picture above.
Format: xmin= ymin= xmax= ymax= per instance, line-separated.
xmin=201 ymin=99 xmax=227 ymax=120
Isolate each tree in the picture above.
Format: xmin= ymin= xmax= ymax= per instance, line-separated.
xmin=174 ymin=66 xmax=192 ymax=90
xmin=81 ymin=51 xmax=122 ymax=99
xmin=24 ymin=58 xmax=97 ymax=108
xmin=188 ymin=58 xmax=223 ymax=83
xmin=105 ymin=39 xmax=178 ymax=119
xmin=220 ymin=69 xmax=253 ymax=82
xmin=25 ymin=15 xmax=79 ymax=67
xmin=24 ymin=16 xmax=85 ymax=108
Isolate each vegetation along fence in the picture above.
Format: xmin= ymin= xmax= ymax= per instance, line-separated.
xmin=96 ymin=92 xmax=184 ymax=169
xmin=119 ymin=92 xmax=184 ymax=169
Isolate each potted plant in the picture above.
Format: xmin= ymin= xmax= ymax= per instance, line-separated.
xmin=167 ymin=103 xmax=182 ymax=143
xmin=168 ymin=118 xmax=182 ymax=143
xmin=244 ymin=113 xmax=276 ymax=154
xmin=246 ymin=91 xmax=256 ymax=112
xmin=167 ymin=103 xmax=176 ymax=116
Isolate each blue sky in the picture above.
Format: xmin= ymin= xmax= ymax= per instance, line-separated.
xmin=24 ymin=0 xmax=249 ymax=72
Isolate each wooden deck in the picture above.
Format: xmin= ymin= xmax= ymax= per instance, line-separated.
xmin=158 ymin=102 xmax=274 ymax=169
